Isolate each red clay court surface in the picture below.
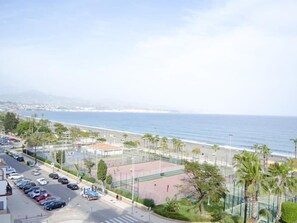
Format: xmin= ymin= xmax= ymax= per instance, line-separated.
xmin=107 ymin=160 xmax=185 ymax=204
xmin=137 ymin=174 xmax=187 ymax=205
xmin=107 ymin=160 xmax=183 ymax=181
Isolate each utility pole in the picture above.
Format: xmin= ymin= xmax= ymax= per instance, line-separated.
xmin=131 ymin=156 xmax=135 ymax=215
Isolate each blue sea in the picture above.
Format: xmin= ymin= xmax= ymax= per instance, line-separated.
xmin=18 ymin=111 xmax=297 ymax=155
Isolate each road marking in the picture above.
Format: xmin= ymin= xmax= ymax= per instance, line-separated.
xmin=124 ymin=215 xmax=138 ymax=222
xmin=101 ymin=215 xmax=139 ymax=223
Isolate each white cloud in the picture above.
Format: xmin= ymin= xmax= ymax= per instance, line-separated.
xmin=0 ymin=0 xmax=297 ymax=115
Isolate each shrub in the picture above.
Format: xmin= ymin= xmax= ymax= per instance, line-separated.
xmin=106 ymin=174 xmax=113 ymax=185
xmin=220 ymin=215 xmax=234 ymax=223
xmin=143 ymin=198 xmax=155 ymax=208
xmin=164 ymin=197 xmax=179 ymax=212
xmin=281 ymin=202 xmax=297 ymax=223
xmin=232 ymin=215 xmax=243 ymax=223
xmin=82 ymin=176 xmax=96 ymax=183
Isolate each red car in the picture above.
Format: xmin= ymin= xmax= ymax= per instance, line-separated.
xmin=35 ymin=193 xmax=51 ymax=202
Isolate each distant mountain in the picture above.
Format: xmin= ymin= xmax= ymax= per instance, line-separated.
xmin=0 ymin=91 xmax=176 ymax=113
xmin=0 ymin=90 xmax=93 ymax=107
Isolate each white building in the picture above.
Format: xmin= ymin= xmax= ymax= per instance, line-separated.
xmin=0 ymin=159 xmax=12 ymax=223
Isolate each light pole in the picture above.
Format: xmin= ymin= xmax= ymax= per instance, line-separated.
xmin=229 ymin=134 xmax=233 ymax=147
xmin=131 ymin=156 xmax=135 ymax=215
xmin=290 ymin=138 xmax=297 ymax=159
xmin=228 ymin=134 xmax=233 ymax=165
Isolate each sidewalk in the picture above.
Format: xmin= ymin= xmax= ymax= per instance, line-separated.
xmin=23 ymin=154 xmax=176 ymax=223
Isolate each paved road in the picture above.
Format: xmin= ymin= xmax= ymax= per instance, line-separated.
xmin=1 ymin=153 xmax=142 ymax=223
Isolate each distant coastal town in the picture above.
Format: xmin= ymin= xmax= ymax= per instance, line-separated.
xmin=0 ymin=101 xmax=171 ymax=113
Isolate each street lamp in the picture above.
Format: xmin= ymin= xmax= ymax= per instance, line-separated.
xmin=131 ymin=156 xmax=135 ymax=215
xmin=290 ymin=138 xmax=297 ymax=159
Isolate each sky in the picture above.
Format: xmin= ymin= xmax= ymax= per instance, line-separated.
xmin=0 ymin=0 xmax=297 ymax=116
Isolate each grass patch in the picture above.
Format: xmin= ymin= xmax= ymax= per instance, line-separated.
xmin=153 ymin=198 xmax=224 ymax=222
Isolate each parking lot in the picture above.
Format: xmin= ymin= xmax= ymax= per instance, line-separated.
xmin=2 ymin=153 xmax=142 ymax=223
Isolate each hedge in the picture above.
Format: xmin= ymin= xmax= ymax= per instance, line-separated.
xmin=281 ymin=202 xmax=297 ymax=223
xmin=109 ymin=188 xmax=155 ymax=207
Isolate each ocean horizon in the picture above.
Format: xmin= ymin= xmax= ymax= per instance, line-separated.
xmin=18 ymin=111 xmax=297 ymax=155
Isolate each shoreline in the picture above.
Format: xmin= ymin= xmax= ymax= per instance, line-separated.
xmin=20 ymin=115 xmax=294 ymax=161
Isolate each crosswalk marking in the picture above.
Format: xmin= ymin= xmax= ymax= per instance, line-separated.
xmin=124 ymin=215 xmax=138 ymax=221
xmin=100 ymin=215 xmax=139 ymax=223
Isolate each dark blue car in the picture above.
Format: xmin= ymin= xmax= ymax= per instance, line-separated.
xmin=45 ymin=200 xmax=66 ymax=211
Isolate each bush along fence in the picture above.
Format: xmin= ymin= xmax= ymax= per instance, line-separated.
xmin=22 ymin=149 xmax=155 ymax=208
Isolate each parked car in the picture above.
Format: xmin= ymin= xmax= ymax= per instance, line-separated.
xmin=49 ymin=173 xmax=59 ymax=179
xmin=24 ymin=186 xmax=40 ymax=194
xmin=39 ymin=197 xmax=57 ymax=206
xmin=67 ymin=183 xmax=79 ymax=190
xmin=32 ymin=169 xmax=41 ymax=176
xmin=29 ymin=189 xmax=47 ymax=199
xmin=81 ymin=188 xmax=99 ymax=201
xmin=36 ymin=178 xmax=48 ymax=186
xmin=14 ymin=177 xmax=27 ymax=185
xmin=16 ymin=156 xmax=24 ymax=162
xmin=6 ymin=166 xmax=16 ymax=175
xmin=58 ymin=177 xmax=66 ymax=183
xmin=8 ymin=173 xmax=24 ymax=180
xmin=22 ymin=182 xmax=36 ymax=190
xmin=19 ymin=181 xmax=34 ymax=189
xmin=16 ymin=179 xmax=31 ymax=187
xmin=35 ymin=193 xmax=51 ymax=202
xmin=60 ymin=178 xmax=69 ymax=184
xmin=27 ymin=188 xmax=39 ymax=197
xmin=44 ymin=200 xmax=66 ymax=211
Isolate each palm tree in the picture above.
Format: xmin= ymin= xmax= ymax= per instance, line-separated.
xmin=290 ymin=138 xmax=297 ymax=159
xmin=123 ymin=133 xmax=128 ymax=141
xmin=211 ymin=144 xmax=220 ymax=165
xmin=233 ymin=151 xmax=262 ymax=223
xmin=142 ymin=133 xmax=153 ymax=149
xmin=267 ymin=162 xmax=297 ymax=222
xmin=27 ymin=132 xmax=43 ymax=165
xmin=259 ymin=145 xmax=271 ymax=171
xmin=152 ymin=135 xmax=160 ymax=150
xmin=192 ymin=147 xmax=201 ymax=161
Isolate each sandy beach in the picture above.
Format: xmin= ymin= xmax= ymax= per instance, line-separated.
xmin=59 ymin=121 xmax=289 ymax=172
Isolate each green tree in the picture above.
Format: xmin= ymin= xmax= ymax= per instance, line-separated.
xmin=97 ymin=159 xmax=107 ymax=191
xmin=181 ymin=161 xmax=227 ymax=215
xmin=152 ymin=135 xmax=160 ymax=150
xmin=164 ymin=197 xmax=179 ymax=212
xmin=16 ymin=120 xmax=32 ymax=136
xmin=54 ymin=123 xmax=68 ymax=138
xmin=160 ymin=137 xmax=168 ymax=151
xmin=70 ymin=127 xmax=81 ymax=143
xmin=37 ymin=119 xmax=51 ymax=134
xmin=259 ymin=145 xmax=270 ymax=171
xmin=97 ymin=137 xmax=107 ymax=143
xmin=56 ymin=150 xmax=66 ymax=168
xmin=106 ymin=174 xmax=113 ymax=185
xmin=123 ymin=141 xmax=139 ymax=148
xmin=266 ymin=162 xmax=297 ymax=222
xmin=84 ymin=159 xmax=95 ymax=176
xmin=3 ymin=112 xmax=19 ymax=133
xmin=233 ymin=151 xmax=262 ymax=223
xmin=211 ymin=144 xmax=220 ymax=165
xmin=123 ymin=133 xmax=128 ymax=141
xmin=142 ymin=133 xmax=153 ymax=149
xmin=192 ymin=147 xmax=201 ymax=161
